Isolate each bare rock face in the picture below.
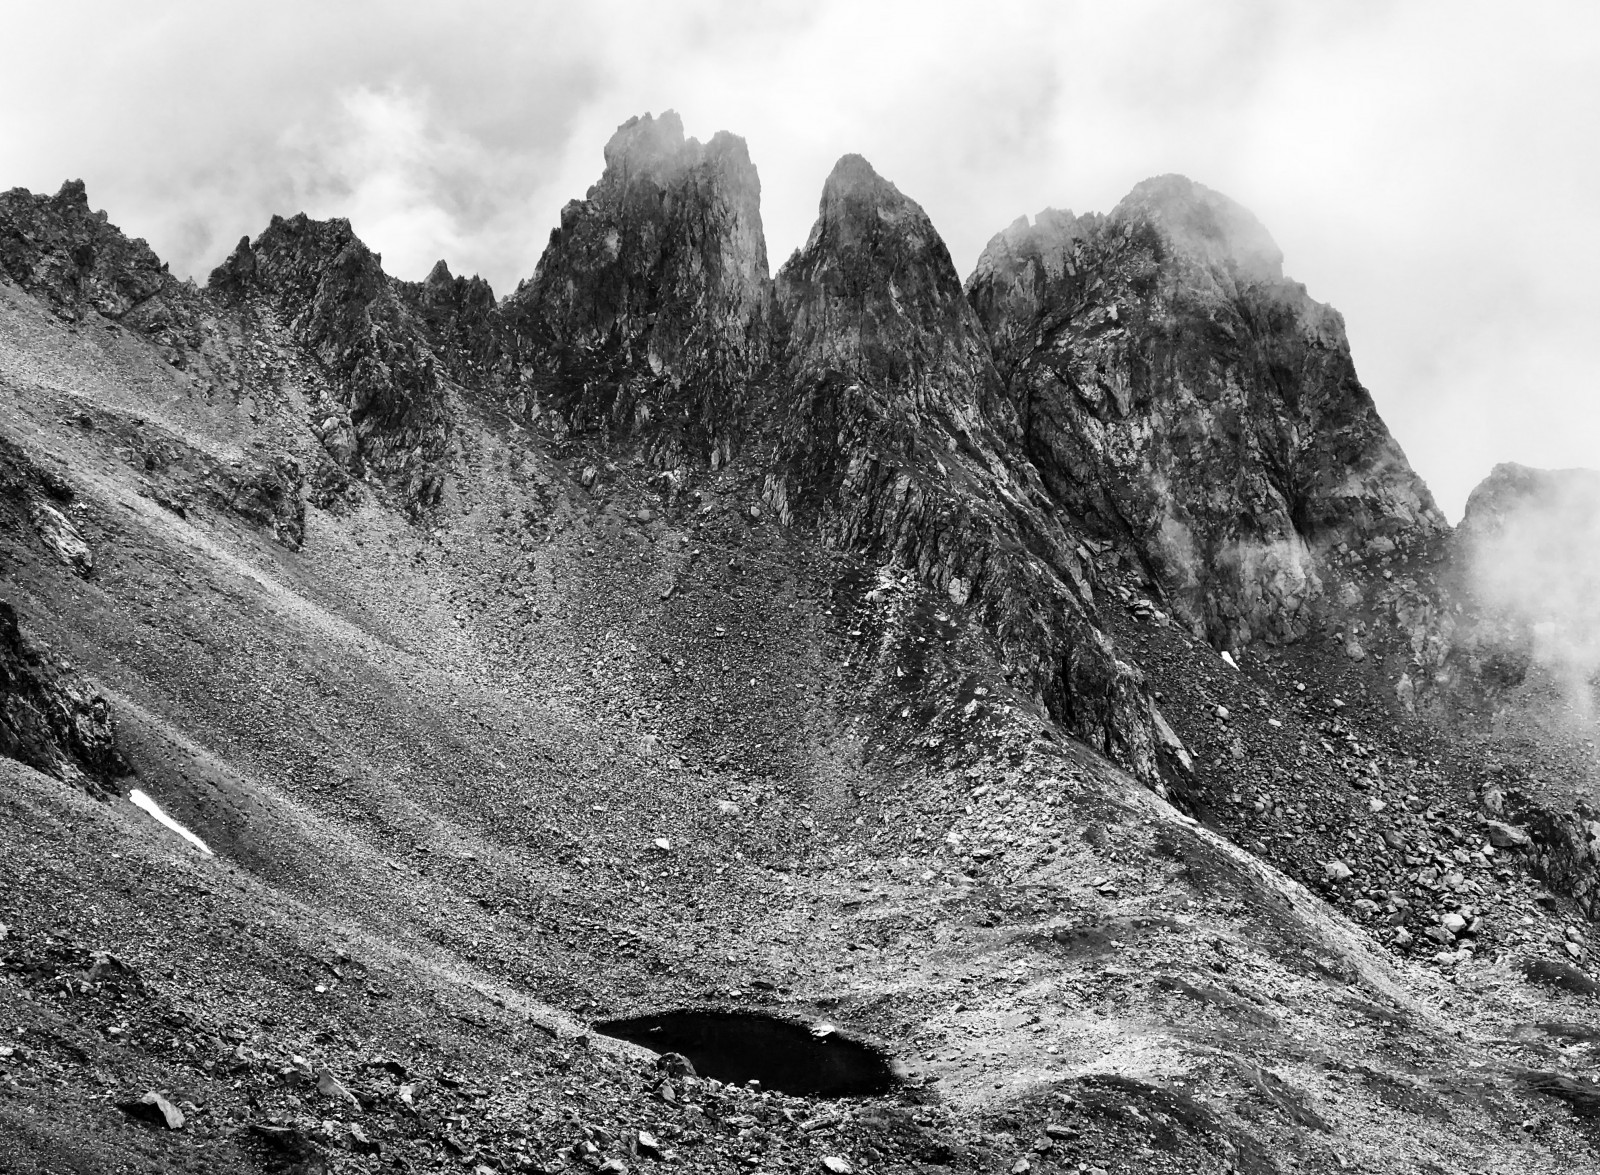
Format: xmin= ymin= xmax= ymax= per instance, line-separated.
xmin=771 ymin=156 xmax=1158 ymax=782
xmin=0 ymin=180 xmax=201 ymax=365
xmin=0 ymin=437 xmax=127 ymax=798
xmin=0 ymin=180 xmax=170 ymax=317
xmin=210 ymin=216 xmax=455 ymax=512
xmin=399 ymin=259 xmax=501 ymax=387
xmin=504 ymin=111 xmax=771 ymax=466
xmin=968 ymin=174 xmax=1446 ymax=650
xmin=0 ymin=600 xmax=125 ymax=794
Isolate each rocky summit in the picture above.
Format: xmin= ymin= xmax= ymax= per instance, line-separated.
xmin=2 ymin=112 xmax=1600 ymax=1175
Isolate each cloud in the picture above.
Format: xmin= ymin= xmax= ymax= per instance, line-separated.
xmin=2 ymin=0 xmax=1597 ymax=522
xmin=1465 ymin=467 xmax=1600 ymax=719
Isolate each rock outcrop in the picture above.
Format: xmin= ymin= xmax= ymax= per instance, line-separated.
xmin=210 ymin=216 xmax=456 ymax=511
xmin=0 ymin=435 xmax=128 ymax=799
xmin=770 ymin=156 xmax=1159 ymax=781
xmin=968 ymin=175 xmax=1447 ymax=650
xmin=399 ymin=260 xmax=501 ymax=389
xmin=0 ymin=180 xmax=201 ymax=366
xmin=502 ymin=111 xmax=771 ymax=466
xmin=0 ymin=599 xmax=124 ymax=794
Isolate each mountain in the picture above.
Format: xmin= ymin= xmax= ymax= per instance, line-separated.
xmin=3 ymin=116 xmax=1600 ymax=1175
xmin=967 ymin=175 xmax=1446 ymax=653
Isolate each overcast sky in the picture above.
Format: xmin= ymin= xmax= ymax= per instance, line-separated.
xmin=4 ymin=1 xmax=1596 ymax=519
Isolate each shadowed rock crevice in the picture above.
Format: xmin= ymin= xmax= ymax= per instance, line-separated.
xmin=594 ymin=1010 xmax=897 ymax=1098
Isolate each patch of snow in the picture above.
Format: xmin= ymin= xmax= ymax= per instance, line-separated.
xmin=1221 ymin=651 xmax=1240 ymax=671
xmin=129 ymin=789 xmax=213 ymax=856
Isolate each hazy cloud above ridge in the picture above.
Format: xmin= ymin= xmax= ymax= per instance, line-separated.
xmin=3 ymin=0 xmax=1597 ymax=521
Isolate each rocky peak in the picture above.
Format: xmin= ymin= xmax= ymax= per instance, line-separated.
xmin=771 ymin=155 xmax=1160 ymax=783
xmin=964 ymin=208 xmax=1098 ymax=366
xmin=0 ymin=180 xmax=190 ymax=347
xmin=399 ymin=258 xmax=499 ymax=378
xmin=968 ymin=175 xmax=1446 ymax=650
xmin=778 ymin=154 xmax=994 ymax=395
xmin=1110 ymin=173 xmax=1284 ymax=285
xmin=506 ymin=111 xmax=770 ymax=465
xmin=209 ymin=214 xmax=455 ymax=511
xmin=1460 ymin=462 xmax=1600 ymax=535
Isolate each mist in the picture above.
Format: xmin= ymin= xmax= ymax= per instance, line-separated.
xmin=1463 ymin=466 xmax=1600 ymax=720
xmin=3 ymin=1 xmax=1598 ymax=522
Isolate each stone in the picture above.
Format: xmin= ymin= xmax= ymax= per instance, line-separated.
xmin=657 ymin=1047 xmax=698 ymax=1080
xmin=1487 ymin=821 xmax=1531 ymax=850
xmin=822 ymin=1159 xmax=854 ymax=1174
xmin=1324 ymin=860 xmax=1353 ymax=883
xmin=316 ymin=1068 xmax=359 ymax=1106
xmin=118 ymin=1090 xmax=184 ymax=1130
xmin=26 ymin=500 xmax=93 ymax=577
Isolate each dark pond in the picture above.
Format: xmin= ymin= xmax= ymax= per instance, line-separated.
xmin=593 ymin=1008 xmax=896 ymax=1098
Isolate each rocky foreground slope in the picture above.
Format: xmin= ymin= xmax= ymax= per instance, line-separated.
xmin=2 ymin=112 xmax=1600 ymax=1174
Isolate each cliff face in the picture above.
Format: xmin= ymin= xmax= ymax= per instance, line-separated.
xmin=0 ymin=179 xmax=201 ymax=367
xmin=0 ymin=439 xmax=125 ymax=793
xmin=502 ymin=111 xmax=771 ymax=467
xmin=0 ymin=601 xmax=124 ymax=795
xmin=770 ymin=156 xmax=1158 ymax=780
xmin=210 ymin=215 xmax=456 ymax=511
xmin=968 ymin=175 xmax=1446 ymax=651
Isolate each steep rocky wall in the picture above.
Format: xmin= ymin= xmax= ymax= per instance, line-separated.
xmin=770 ymin=156 xmax=1160 ymax=781
xmin=210 ymin=216 xmax=456 ymax=511
xmin=968 ymin=175 xmax=1446 ymax=652
xmin=0 ymin=600 xmax=125 ymax=795
xmin=0 ymin=179 xmax=204 ymax=367
xmin=501 ymin=111 xmax=771 ymax=467
xmin=0 ymin=440 xmax=125 ymax=791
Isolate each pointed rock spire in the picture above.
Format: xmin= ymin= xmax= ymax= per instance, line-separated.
xmin=771 ymin=155 xmax=1160 ymax=782
xmin=778 ymin=154 xmax=994 ymax=392
xmin=507 ymin=110 xmax=770 ymax=465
